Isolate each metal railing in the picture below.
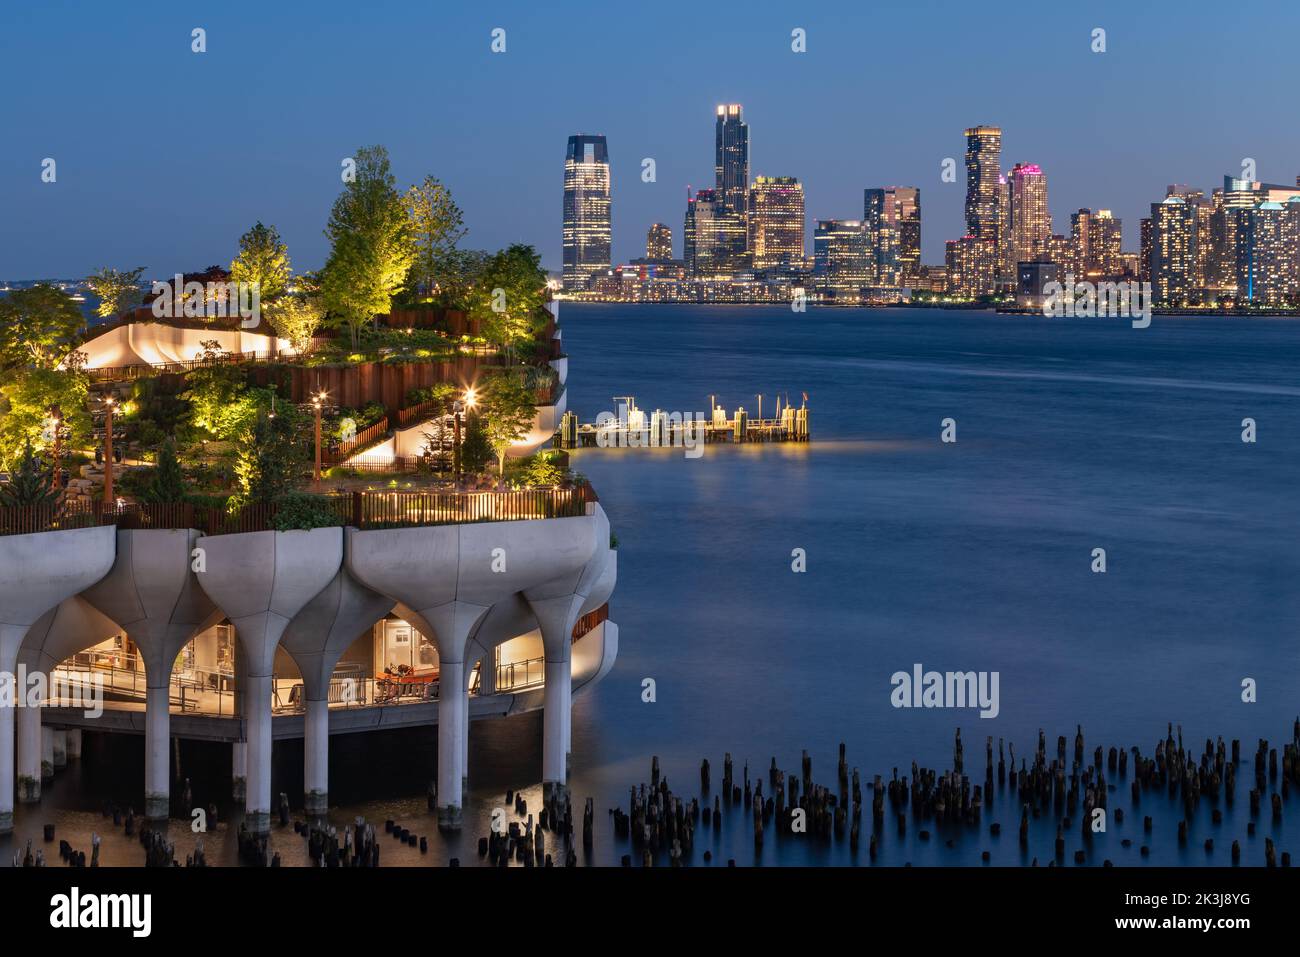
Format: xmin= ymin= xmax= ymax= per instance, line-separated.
xmin=495 ymin=656 xmax=545 ymax=692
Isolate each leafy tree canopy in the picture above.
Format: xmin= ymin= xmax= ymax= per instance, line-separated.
xmin=0 ymin=283 xmax=85 ymax=370
xmin=230 ymin=222 xmax=291 ymax=302
xmin=86 ymin=266 xmax=146 ymax=320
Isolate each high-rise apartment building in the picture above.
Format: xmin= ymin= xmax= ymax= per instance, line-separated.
xmin=562 ymin=134 xmax=611 ymax=289
xmin=748 ymin=176 xmax=805 ymax=270
xmin=813 ymin=220 xmax=871 ymax=299
xmin=964 ymin=126 xmax=1002 ymax=241
xmin=684 ymin=188 xmax=746 ymax=278
xmin=865 ymin=187 xmax=921 ymax=286
xmin=1007 ymin=163 xmax=1050 ymax=270
xmin=646 ymin=223 xmax=673 ymax=261
xmin=945 ymin=235 xmax=996 ymax=298
xmin=1150 ymin=195 xmax=1200 ymax=304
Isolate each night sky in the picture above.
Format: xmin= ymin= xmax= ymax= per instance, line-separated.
xmin=3 ymin=0 xmax=1297 ymax=277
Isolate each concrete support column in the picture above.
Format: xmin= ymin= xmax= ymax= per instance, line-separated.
xmin=543 ymin=658 xmax=571 ymax=796
xmin=144 ymin=684 xmax=171 ymax=819
xmin=232 ymin=741 xmax=247 ymax=802
xmin=0 ymin=631 xmax=26 ymax=832
xmin=16 ymin=687 xmax=42 ymax=803
xmin=0 ymin=524 xmax=116 ymax=835
xmin=244 ymin=673 xmax=273 ymax=832
xmin=52 ymin=728 xmax=67 ymax=769
xmin=437 ymin=660 xmax=466 ymax=829
xmin=304 ymin=697 xmax=329 ymax=814
xmin=478 ymin=651 xmax=496 ymax=696
xmin=41 ymin=725 xmax=54 ymax=779
xmin=65 ymin=728 xmax=82 ymax=760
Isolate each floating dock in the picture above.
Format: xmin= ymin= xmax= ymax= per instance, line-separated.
xmin=556 ymin=396 xmax=810 ymax=449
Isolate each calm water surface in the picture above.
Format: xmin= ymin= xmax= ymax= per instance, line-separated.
xmin=7 ymin=305 xmax=1299 ymax=866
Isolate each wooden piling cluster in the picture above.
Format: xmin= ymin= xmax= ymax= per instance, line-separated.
xmin=477 ymin=785 xmax=577 ymax=867
xmin=597 ymin=717 xmax=1298 ymax=867
xmin=293 ymin=816 xmax=382 ymax=867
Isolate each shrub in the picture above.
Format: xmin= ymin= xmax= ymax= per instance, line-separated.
xmin=271 ymin=492 xmax=343 ymax=531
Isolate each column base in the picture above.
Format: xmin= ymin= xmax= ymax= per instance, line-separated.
xmin=245 ymin=810 xmax=271 ymax=834
xmin=437 ymin=804 xmax=463 ymax=831
xmin=304 ymin=790 xmax=328 ymax=815
xmin=232 ymin=776 xmax=247 ymax=803
xmin=543 ymin=781 xmax=568 ymax=803
xmin=66 ymin=729 xmax=82 ymax=760
xmin=0 ymin=811 xmax=11 ymax=835
xmin=41 ymin=761 xmax=53 ymax=780
xmin=17 ymin=776 xmax=41 ymax=803
xmin=145 ymin=794 xmax=169 ymax=821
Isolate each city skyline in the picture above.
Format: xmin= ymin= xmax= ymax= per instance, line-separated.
xmin=5 ymin=1 xmax=1300 ymax=277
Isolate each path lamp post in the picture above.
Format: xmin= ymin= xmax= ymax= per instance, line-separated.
xmin=102 ymin=395 xmax=116 ymax=504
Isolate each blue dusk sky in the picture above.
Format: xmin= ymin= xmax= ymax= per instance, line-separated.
xmin=1 ymin=0 xmax=1297 ymax=278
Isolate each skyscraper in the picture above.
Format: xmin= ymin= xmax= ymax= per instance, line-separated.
xmin=715 ymin=105 xmax=750 ymax=218
xmin=945 ymin=235 xmax=996 ymax=298
xmin=1150 ymin=195 xmax=1200 ymax=304
xmin=1007 ymin=163 xmax=1050 ymax=270
xmin=646 ymin=223 xmax=673 ymax=261
xmin=684 ymin=189 xmax=746 ymax=278
xmin=964 ymin=126 xmax=1002 ymax=240
xmin=748 ymin=176 xmax=805 ymax=270
xmin=865 ymin=187 xmax=921 ymax=286
xmin=1088 ymin=210 xmax=1124 ymax=278
xmin=812 ymin=220 xmax=871 ymax=299
xmin=562 ymin=134 xmax=611 ymax=289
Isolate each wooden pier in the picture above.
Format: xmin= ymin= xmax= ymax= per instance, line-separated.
xmin=555 ymin=397 xmax=810 ymax=450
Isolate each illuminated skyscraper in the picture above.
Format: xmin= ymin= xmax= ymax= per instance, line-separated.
xmin=646 ymin=223 xmax=673 ymax=261
xmin=562 ymin=134 xmax=611 ymax=289
xmin=813 ymin=220 xmax=871 ymax=299
xmin=684 ymin=188 xmax=746 ymax=278
xmin=1235 ymin=200 xmax=1300 ymax=304
xmin=944 ymin=235 xmax=996 ymax=298
xmin=865 ymin=187 xmax=920 ymax=285
xmin=1150 ymin=195 xmax=1200 ymax=304
xmin=1088 ymin=210 xmax=1124 ymax=278
xmin=964 ymin=126 xmax=1002 ymax=241
xmin=748 ymin=176 xmax=805 ymax=270
xmin=715 ymin=105 xmax=750 ymax=218
xmin=1007 ymin=163 xmax=1050 ymax=269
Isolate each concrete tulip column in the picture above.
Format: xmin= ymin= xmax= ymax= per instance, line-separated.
xmin=15 ymin=596 xmax=120 ymax=802
xmin=524 ymin=507 xmax=611 ymax=800
xmin=0 ymin=526 xmax=115 ymax=833
xmin=347 ymin=515 xmax=597 ymax=829
xmin=81 ymin=529 xmax=214 ymax=819
xmin=195 ymin=527 xmax=342 ymax=832
xmin=279 ymin=569 xmax=392 ymax=814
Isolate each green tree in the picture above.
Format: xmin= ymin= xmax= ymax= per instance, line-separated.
xmin=479 ymin=372 xmax=537 ymax=485
xmin=467 ymin=245 xmax=547 ymax=359
xmin=233 ymin=408 xmax=309 ymax=506
xmin=263 ymin=293 xmax=325 ymax=353
xmin=406 ymin=176 xmax=465 ymax=300
xmin=0 ymin=284 xmax=86 ymax=370
xmin=429 ymin=248 xmax=488 ymax=310
xmin=459 ymin=413 xmax=493 ymax=475
xmin=0 ymin=440 xmax=60 ymax=508
xmin=320 ymin=146 xmax=417 ymax=348
xmin=85 ymin=266 xmax=146 ymax=320
xmin=143 ymin=438 xmax=186 ymax=503
xmin=0 ymin=367 xmax=91 ymax=471
xmin=230 ymin=222 xmax=291 ymax=302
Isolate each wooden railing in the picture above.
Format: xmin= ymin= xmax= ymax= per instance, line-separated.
xmin=84 ymin=350 xmax=293 ymax=383
xmin=0 ymin=486 xmax=597 ymax=537
xmin=326 ymin=417 xmax=389 ymax=463
xmin=572 ymin=602 xmax=609 ymax=640
xmin=396 ymin=400 xmax=443 ymax=426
